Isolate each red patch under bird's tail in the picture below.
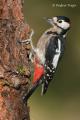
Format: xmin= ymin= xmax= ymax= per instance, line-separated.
xmin=32 ymin=63 xmax=44 ymax=84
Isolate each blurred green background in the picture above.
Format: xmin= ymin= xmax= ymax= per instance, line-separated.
xmin=24 ymin=0 xmax=80 ymax=120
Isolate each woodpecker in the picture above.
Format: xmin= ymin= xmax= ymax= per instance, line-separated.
xmin=22 ymin=16 xmax=71 ymax=102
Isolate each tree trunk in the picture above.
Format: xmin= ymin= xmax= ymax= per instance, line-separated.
xmin=0 ymin=0 xmax=31 ymax=119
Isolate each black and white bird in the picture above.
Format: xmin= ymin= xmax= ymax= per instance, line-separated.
xmin=22 ymin=16 xmax=71 ymax=101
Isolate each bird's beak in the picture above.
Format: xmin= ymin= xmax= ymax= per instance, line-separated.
xmin=43 ymin=17 xmax=54 ymax=25
xmin=47 ymin=18 xmax=54 ymax=25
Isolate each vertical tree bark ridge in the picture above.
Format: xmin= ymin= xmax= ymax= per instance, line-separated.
xmin=0 ymin=0 xmax=31 ymax=119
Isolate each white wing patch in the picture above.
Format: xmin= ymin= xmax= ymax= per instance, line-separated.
xmin=52 ymin=39 xmax=61 ymax=68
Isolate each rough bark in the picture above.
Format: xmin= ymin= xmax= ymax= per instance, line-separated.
xmin=0 ymin=0 xmax=31 ymax=119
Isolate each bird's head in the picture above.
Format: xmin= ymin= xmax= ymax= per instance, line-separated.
xmin=46 ymin=16 xmax=71 ymax=35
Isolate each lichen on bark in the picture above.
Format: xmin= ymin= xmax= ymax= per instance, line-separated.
xmin=0 ymin=0 xmax=31 ymax=119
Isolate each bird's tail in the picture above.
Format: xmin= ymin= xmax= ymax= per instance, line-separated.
xmin=22 ymin=79 xmax=43 ymax=102
xmin=41 ymin=80 xmax=50 ymax=95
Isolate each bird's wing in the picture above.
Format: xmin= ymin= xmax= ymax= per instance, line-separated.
xmin=41 ymin=35 xmax=62 ymax=95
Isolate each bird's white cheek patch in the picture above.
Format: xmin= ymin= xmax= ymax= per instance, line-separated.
xmin=59 ymin=22 xmax=70 ymax=30
xmin=52 ymin=39 xmax=61 ymax=68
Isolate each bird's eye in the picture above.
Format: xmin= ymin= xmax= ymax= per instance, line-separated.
xmin=58 ymin=20 xmax=63 ymax=23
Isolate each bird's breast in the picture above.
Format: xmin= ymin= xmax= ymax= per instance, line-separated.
xmin=36 ymin=49 xmax=45 ymax=65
